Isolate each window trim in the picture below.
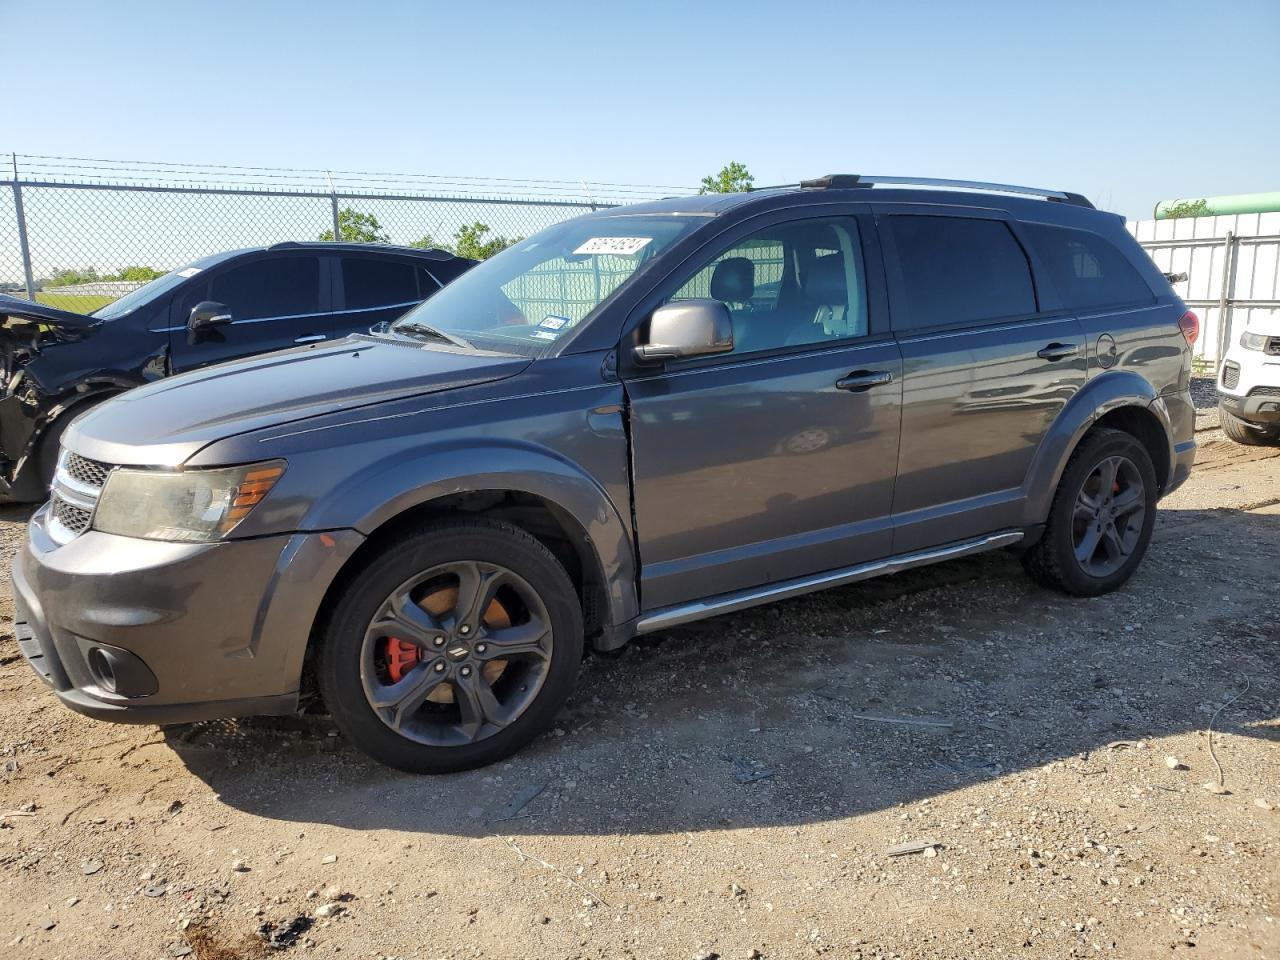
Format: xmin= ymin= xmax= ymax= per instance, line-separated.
xmin=878 ymin=210 xmax=1043 ymax=336
xmin=618 ymin=205 xmax=887 ymax=375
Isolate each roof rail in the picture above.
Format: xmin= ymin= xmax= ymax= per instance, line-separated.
xmin=797 ymin=174 xmax=1094 ymax=208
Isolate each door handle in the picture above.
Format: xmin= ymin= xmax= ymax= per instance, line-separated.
xmin=1036 ymin=342 xmax=1079 ymax=361
xmin=835 ymin=370 xmax=894 ymax=392
xmin=294 ymin=334 xmax=326 ymax=344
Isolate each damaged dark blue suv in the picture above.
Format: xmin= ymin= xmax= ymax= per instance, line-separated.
xmin=0 ymin=242 xmax=472 ymax=499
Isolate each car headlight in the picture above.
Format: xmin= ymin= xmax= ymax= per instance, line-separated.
xmin=92 ymin=460 xmax=286 ymax=542
xmin=1239 ymin=331 xmax=1269 ymax=351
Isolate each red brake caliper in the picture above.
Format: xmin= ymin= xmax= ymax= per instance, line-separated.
xmin=384 ymin=638 xmax=420 ymax=683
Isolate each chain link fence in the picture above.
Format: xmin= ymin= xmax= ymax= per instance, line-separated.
xmin=0 ymin=153 xmax=691 ymax=312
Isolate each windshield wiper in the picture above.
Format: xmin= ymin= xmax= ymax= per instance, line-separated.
xmin=393 ymin=321 xmax=473 ymax=350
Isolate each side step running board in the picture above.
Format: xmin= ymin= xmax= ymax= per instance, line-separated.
xmin=633 ymin=530 xmax=1024 ymax=634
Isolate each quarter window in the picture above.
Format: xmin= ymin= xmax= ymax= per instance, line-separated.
xmin=668 ymin=218 xmax=868 ymax=355
xmin=341 ymin=258 xmax=420 ymax=310
xmin=209 ymin=257 xmax=320 ymax=320
xmin=888 ymin=216 xmax=1036 ymax=330
xmin=1022 ymin=223 xmax=1154 ymax=310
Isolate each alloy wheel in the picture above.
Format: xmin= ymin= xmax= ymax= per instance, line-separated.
xmin=359 ymin=560 xmax=553 ymax=747
xmin=1071 ymin=455 xmax=1146 ymax=577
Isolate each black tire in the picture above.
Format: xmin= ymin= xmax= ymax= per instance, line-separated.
xmin=33 ymin=398 xmax=111 ymax=497
xmin=1219 ymin=403 xmax=1280 ymax=446
xmin=318 ymin=518 xmax=583 ymax=774
xmin=1022 ymin=427 xmax=1159 ymax=597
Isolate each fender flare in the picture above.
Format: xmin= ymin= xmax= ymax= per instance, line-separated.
xmin=1022 ymin=371 xmax=1164 ymax=524
xmin=301 ymin=438 xmax=640 ymax=630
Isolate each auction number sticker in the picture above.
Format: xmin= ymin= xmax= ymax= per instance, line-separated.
xmin=176 ymin=266 xmax=202 ymax=278
xmin=573 ymin=236 xmax=653 ymax=256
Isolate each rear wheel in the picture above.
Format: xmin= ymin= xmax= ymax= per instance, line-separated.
xmin=318 ymin=518 xmax=583 ymax=773
xmin=1219 ymin=404 xmax=1280 ymax=446
xmin=1022 ymin=428 xmax=1158 ymax=597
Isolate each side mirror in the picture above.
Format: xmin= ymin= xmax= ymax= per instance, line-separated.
xmin=634 ymin=299 xmax=734 ymax=363
xmin=187 ymin=301 xmax=232 ymax=344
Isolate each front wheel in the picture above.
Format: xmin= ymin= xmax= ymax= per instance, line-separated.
xmin=1022 ymin=428 xmax=1158 ymax=597
xmin=1219 ymin=404 xmax=1280 ymax=446
xmin=318 ymin=519 xmax=584 ymax=773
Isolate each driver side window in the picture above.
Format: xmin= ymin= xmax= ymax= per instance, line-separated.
xmin=668 ymin=217 xmax=867 ymax=355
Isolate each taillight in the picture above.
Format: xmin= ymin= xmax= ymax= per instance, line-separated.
xmin=1178 ymin=310 xmax=1200 ymax=347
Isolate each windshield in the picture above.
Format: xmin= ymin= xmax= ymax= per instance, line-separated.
xmin=390 ymin=215 xmax=703 ymax=356
xmin=91 ymin=267 xmax=200 ymax=320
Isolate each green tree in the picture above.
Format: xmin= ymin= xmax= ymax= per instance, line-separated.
xmin=452 ymin=222 xmax=518 ymax=260
xmin=1162 ymin=198 xmax=1211 ymax=220
xmin=112 ymin=265 xmax=164 ymax=282
xmin=318 ymin=207 xmax=390 ymax=243
xmin=410 ymin=222 xmax=519 ymax=260
xmin=45 ymin=267 xmax=101 ymax=287
xmin=699 ymin=161 xmax=754 ymax=194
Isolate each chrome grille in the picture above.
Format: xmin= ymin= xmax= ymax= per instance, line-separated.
xmin=46 ymin=447 xmax=114 ymax=545
xmin=52 ymin=498 xmax=92 ymax=536
xmin=1221 ymin=361 xmax=1240 ymax=390
xmin=65 ymin=452 xmax=109 ymax=488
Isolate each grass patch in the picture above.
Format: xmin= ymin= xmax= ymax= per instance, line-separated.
xmin=34 ymin=292 xmax=115 ymax=314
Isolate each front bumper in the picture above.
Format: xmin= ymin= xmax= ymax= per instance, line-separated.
xmin=11 ymin=506 xmax=364 ymax=724
xmin=1218 ymin=389 xmax=1280 ymax=425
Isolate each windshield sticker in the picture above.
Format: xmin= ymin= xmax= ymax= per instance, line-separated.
xmin=531 ymin=329 xmax=560 ymax=341
xmin=538 ymin=315 xmax=570 ymax=331
xmin=573 ymin=236 xmax=653 ymax=257
xmin=176 ymin=266 xmax=202 ymax=278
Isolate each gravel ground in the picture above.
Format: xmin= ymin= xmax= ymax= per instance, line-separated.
xmin=1190 ymin=376 xmax=1221 ymax=432
xmin=0 ymin=428 xmax=1277 ymax=960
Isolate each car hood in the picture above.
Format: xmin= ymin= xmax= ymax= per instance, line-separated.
xmin=0 ymin=294 xmax=100 ymax=332
xmin=1243 ymin=315 xmax=1280 ymax=337
xmin=67 ymin=335 xmax=531 ymax=466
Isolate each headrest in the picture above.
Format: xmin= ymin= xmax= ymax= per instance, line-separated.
xmin=805 ymin=254 xmax=847 ymax=305
xmin=710 ymin=256 xmax=755 ymax=302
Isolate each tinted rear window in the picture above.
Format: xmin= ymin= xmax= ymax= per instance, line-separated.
xmin=341 ymin=257 xmax=420 ymax=310
xmin=889 ymin=216 xmax=1036 ymax=330
xmin=1023 ymin=223 xmax=1154 ymax=310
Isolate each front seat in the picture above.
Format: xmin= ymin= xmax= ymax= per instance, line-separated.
xmin=709 ymin=256 xmax=755 ymax=349
xmin=787 ymin=253 xmax=855 ymax=346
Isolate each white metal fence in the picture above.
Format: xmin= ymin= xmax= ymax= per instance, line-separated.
xmin=1130 ymin=212 xmax=1280 ymax=371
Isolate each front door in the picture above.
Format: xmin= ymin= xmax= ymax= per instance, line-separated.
xmin=169 ymin=254 xmax=327 ymax=371
xmin=624 ymin=213 xmax=903 ymax=610
xmin=880 ymin=211 xmax=1087 ymax=552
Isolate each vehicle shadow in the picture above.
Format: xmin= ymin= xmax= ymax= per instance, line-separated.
xmin=170 ymin=506 xmax=1279 ymax=837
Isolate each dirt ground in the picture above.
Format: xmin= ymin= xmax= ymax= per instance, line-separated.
xmin=0 ymin=420 xmax=1277 ymax=960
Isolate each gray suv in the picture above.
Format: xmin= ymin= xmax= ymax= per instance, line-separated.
xmin=11 ymin=175 xmax=1197 ymax=773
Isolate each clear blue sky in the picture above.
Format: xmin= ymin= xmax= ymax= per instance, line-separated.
xmin=5 ymin=0 xmax=1278 ymax=219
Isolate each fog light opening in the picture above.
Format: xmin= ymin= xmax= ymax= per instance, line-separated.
xmin=86 ymin=648 xmax=117 ymax=693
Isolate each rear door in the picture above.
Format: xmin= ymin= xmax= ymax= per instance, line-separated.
xmin=330 ymin=254 xmax=440 ymax=336
xmin=879 ymin=208 xmax=1087 ymax=552
xmin=169 ymin=253 xmax=326 ymax=371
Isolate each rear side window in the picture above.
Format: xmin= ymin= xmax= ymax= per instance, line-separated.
xmin=210 ymin=257 xmax=320 ymax=320
xmin=1023 ymin=223 xmax=1153 ymax=310
xmin=888 ymin=216 xmax=1036 ymax=330
xmin=341 ymin=257 xmax=420 ymax=310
